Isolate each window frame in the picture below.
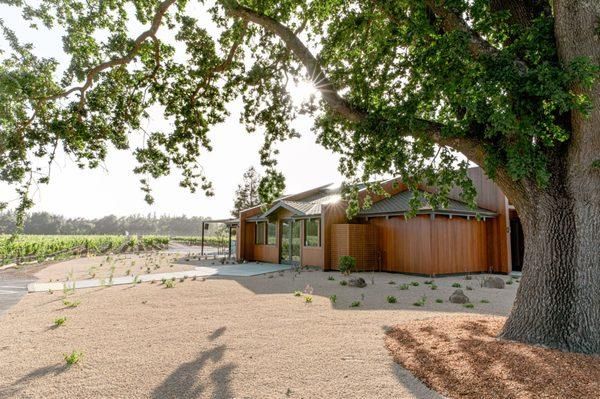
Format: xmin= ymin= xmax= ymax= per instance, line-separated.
xmin=267 ymin=222 xmax=277 ymax=245
xmin=304 ymin=218 xmax=321 ymax=247
xmin=255 ymin=222 xmax=266 ymax=245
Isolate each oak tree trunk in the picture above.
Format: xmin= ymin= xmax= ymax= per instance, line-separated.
xmin=500 ymin=0 xmax=600 ymax=355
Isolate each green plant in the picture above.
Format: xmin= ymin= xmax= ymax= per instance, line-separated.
xmin=125 ymin=268 xmax=131 ymax=276
xmin=480 ymin=299 xmax=490 ymax=303
xmin=338 ymin=255 xmax=356 ymax=275
xmin=424 ymin=280 xmax=433 ymax=285
xmin=413 ymin=296 xmax=426 ymax=307
xmin=452 ymin=283 xmax=461 ymax=288
xmin=54 ymin=316 xmax=67 ymax=326
xmin=293 ymin=290 xmax=302 ymax=297
xmin=386 ymin=295 xmax=397 ymax=304
xmin=164 ymin=279 xmax=175 ymax=288
xmin=304 ymin=295 xmax=313 ymax=303
xmin=463 ymin=303 xmax=475 ymax=308
xmin=329 ymin=294 xmax=337 ymax=303
xmin=435 ymin=298 xmax=443 ymax=303
xmin=62 ymin=299 xmax=81 ymax=308
xmin=339 ymin=280 xmax=348 ymax=286
xmin=350 ymin=300 xmax=361 ymax=308
xmin=64 ymin=350 xmax=83 ymax=366
xmin=410 ymin=281 xmax=419 ymax=286
xmin=506 ymin=278 xmax=514 ymax=285
xmin=430 ymin=284 xmax=438 ymax=290
xmin=327 ymin=275 xmax=335 ymax=281
xmin=161 ymin=278 xmax=167 ymax=284
xmin=398 ymin=284 xmax=409 ymax=290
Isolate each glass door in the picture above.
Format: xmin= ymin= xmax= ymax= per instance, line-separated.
xmin=280 ymin=220 xmax=301 ymax=265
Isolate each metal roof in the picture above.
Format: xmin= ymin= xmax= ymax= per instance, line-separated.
xmin=357 ymin=190 xmax=496 ymax=218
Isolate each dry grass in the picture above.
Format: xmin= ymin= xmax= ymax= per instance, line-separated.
xmin=385 ymin=316 xmax=600 ymax=399
xmin=0 ymin=268 xmax=519 ymax=398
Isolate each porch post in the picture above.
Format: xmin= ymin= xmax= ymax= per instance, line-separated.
xmin=228 ymin=225 xmax=232 ymax=259
xmin=201 ymin=221 xmax=205 ymax=256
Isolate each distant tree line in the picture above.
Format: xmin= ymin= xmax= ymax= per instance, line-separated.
xmin=0 ymin=212 xmax=215 ymax=236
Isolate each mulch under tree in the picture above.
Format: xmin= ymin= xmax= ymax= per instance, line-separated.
xmin=385 ymin=316 xmax=600 ymax=399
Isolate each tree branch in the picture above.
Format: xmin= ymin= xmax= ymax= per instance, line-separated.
xmin=224 ymin=2 xmax=367 ymax=123
xmin=424 ymin=0 xmax=498 ymax=59
xmin=224 ymin=2 xmax=488 ymax=166
xmin=40 ymin=0 xmax=176 ymax=103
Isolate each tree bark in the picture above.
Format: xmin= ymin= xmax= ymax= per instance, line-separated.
xmin=501 ymin=0 xmax=600 ymax=355
xmin=499 ymin=166 xmax=600 ymax=354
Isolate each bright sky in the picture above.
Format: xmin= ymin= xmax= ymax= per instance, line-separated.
xmin=0 ymin=2 xmax=344 ymax=219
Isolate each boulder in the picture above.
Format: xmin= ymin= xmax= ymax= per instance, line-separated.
xmin=482 ymin=276 xmax=505 ymax=289
xmin=449 ymin=289 xmax=470 ymax=304
xmin=348 ymin=277 xmax=367 ymax=288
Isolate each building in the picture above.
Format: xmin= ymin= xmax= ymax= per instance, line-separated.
xmin=236 ymin=167 xmax=522 ymax=275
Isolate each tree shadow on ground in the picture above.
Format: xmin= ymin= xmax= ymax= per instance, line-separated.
xmin=0 ymin=363 xmax=68 ymax=397
xmin=151 ymin=327 xmax=236 ymax=399
xmin=385 ymin=317 xmax=600 ymax=399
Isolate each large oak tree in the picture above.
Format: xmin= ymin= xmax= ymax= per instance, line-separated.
xmin=0 ymin=0 xmax=598 ymax=354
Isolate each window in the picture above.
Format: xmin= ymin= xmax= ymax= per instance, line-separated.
xmin=255 ymin=222 xmax=266 ymax=244
xmin=304 ymin=219 xmax=320 ymax=247
xmin=267 ymin=222 xmax=277 ymax=245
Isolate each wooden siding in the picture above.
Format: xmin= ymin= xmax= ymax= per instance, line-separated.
xmin=301 ymin=247 xmax=323 ymax=267
xmin=321 ymin=202 xmax=349 ymax=270
xmin=368 ymin=215 xmax=491 ymax=275
xmin=330 ymin=224 xmax=378 ymax=271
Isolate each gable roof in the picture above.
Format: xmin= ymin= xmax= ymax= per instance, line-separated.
xmin=247 ymin=187 xmax=341 ymax=221
xmin=357 ymin=190 xmax=496 ymax=218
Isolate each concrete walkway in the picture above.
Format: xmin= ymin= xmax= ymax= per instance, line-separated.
xmin=0 ymin=277 xmax=33 ymax=317
xmin=27 ymin=262 xmax=292 ymax=293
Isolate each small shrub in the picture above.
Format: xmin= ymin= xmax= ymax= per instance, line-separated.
xmin=304 ymin=295 xmax=313 ymax=303
xmin=388 ymin=281 xmax=396 ymax=285
xmin=327 ymin=275 xmax=335 ymax=281
xmin=452 ymin=283 xmax=461 ymax=288
xmin=48 ymin=289 xmax=54 ymax=295
xmin=293 ymin=290 xmax=302 ymax=297
xmin=338 ymin=256 xmax=356 ymax=275
xmin=329 ymin=294 xmax=337 ymax=303
xmin=435 ymin=298 xmax=443 ymax=303
xmin=125 ymin=269 xmax=131 ymax=276
xmin=424 ymin=280 xmax=433 ymax=285
xmin=350 ymin=300 xmax=361 ymax=308
xmin=410 ymin=281 xmax=419 ymax=286
xmin=339 ymin=280 xmax=348 ymax=286
xmin=54 ymin=317 xmax=67 ymax=327
xmin=180 ymin=277 xmax=185 ymax=283
xmin=413 ymin=296 xmax=426 ymax=307
xmin=398 ymin=284 xmax=409 ymax=290
xmin=463 ymin=303 xmax=475 ymax=308
xmin=64 ymin=350 xmax=83 ymax=366
xmin=62 ymin=299 xmax=81 ymax=308
xmin=506 ymin=279 xmax=513 ymax=285
xmin=386 ymin=295 xmax=397 ymax=304
xmin=161 ymin=278 xmax=167 ymax=285
xmin=164 ymin=279 xmax=175 ymax=288
xmin=480 ymin=299 xmax=490 ymax=303
xmin=430 ymin=284 xmax=438 ymax=290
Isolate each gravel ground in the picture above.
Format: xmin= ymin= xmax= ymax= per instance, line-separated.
xmin=385 ymin=316 xmax=600 ymax=399
xmin=34 ymin=253 xmax=196 ymax=283
xmin=0 ymin=268 xmax=518 ymax=398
